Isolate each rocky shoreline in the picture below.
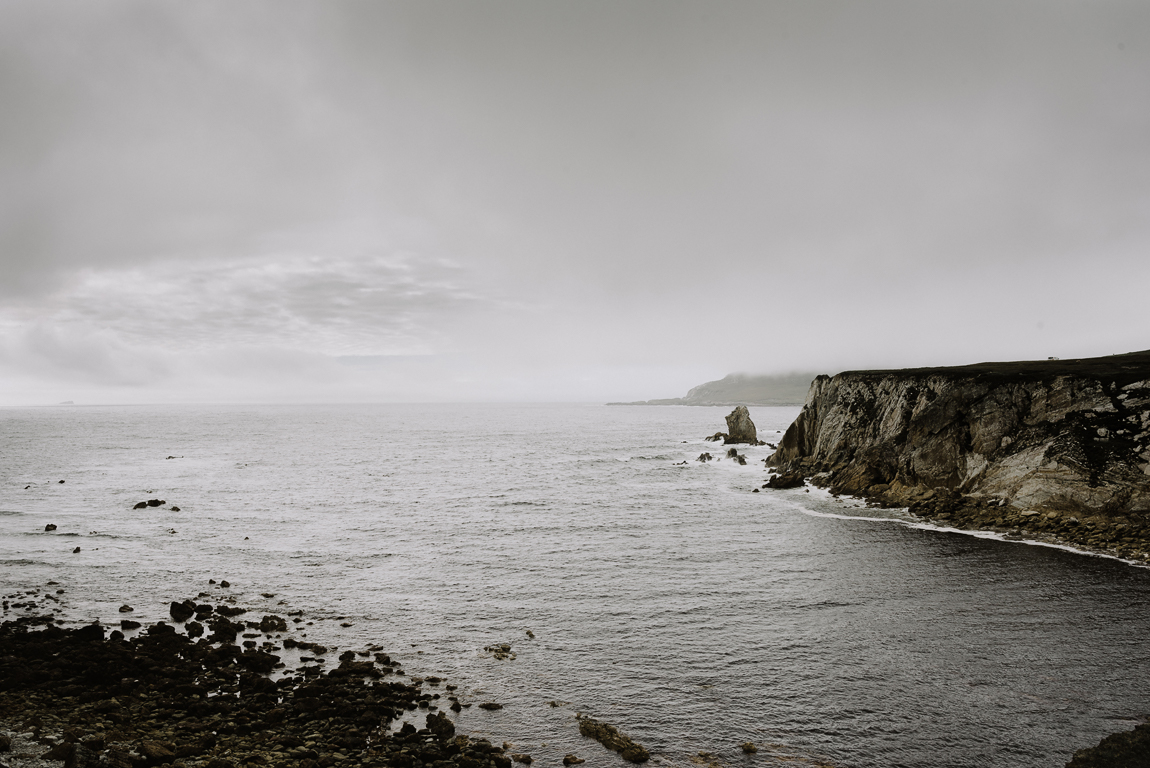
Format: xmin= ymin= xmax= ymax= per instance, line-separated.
xmin=0 ymin=597 xmax=531 ymax=768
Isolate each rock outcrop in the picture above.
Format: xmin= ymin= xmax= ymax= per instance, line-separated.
xmin=767 ymin=351 xmax=1150 ymax=556
xmin=724 ymin=405 xmax=760 ymax=445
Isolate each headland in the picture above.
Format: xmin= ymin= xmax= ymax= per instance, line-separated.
xmin=765 ymin=350 xmax=1150 ymax=562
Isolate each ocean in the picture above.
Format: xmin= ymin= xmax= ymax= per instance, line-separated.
xmin=3 ymin=403 xmax=1149 ymax=767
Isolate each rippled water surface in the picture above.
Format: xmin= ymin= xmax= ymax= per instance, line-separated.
xmin=3 ymin=403 xmax=1150 ymax=767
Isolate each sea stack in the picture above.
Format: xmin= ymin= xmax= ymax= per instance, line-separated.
xmin=767 ymin=351 xmax=1150 ymax=519
xmin=724 ymin=405 xmax=759 ymax=445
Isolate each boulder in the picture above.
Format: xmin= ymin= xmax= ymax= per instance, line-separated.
xmin=133 ymin=502 xmax=148 ymax=509
xmin=697 ymin=453 xmax=713 ymax=463
xmin=45 ymin=524 xmax=58 ymax=531
xmin=765 ymin=472 xmax=805 ymax=489
xmin=169 ymin=600 xmax=195 ymax=622
xmin=723 ymin=406 xmax=758 ymax=444
xmin=426 ymin=711 xmax=456 ymax=739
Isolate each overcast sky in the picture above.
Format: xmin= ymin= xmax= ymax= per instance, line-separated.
xmin=1 ymin=0 xmax=1148 ymax=404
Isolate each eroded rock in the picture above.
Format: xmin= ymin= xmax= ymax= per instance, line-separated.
xmin=576 ymin=715 xmax=649 ymax=763
xmin=723 ymin=406 xmax=759 ymax=445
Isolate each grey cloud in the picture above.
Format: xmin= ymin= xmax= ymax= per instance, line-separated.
xmin=1 ymin=1 xmax=1149 ymax=402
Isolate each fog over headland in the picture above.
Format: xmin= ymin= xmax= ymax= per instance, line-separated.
xmin=2 ymin=1 xmax=1148 ymax=404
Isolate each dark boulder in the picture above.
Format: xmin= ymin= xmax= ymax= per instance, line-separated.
xmin=169 ymin=600 xmax=195 ymax=622
xmin=133 ymin=502 xmax=148 ymax=510
xmin=146 ymin=499 xmax=165 ymax=507
xmin=696 ymin=453 xmax=712 ymax=463
xmin=45 ymin=524 xmax=57 ymax=531
xmin=765 ymin=472 xmax=805 ymax=489
xmin=258 ymin=614 xmax=287 ymax=633
xmin=426 ymin=711 xmax=456 ymax=739
xmin=74 ymin=623 xmax=104 ymax=642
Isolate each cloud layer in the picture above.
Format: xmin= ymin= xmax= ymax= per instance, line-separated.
xmin=2 ymin=1 xmax=1149 ymax=403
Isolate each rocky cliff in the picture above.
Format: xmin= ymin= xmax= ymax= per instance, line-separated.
xmin=767 ymin=351 xmax=1150 ymax=559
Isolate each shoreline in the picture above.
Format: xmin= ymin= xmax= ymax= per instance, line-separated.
xmin=0 ymin=597 xmax=525 ymax=768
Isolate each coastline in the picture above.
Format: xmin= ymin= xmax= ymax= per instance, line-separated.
xmin=0 ymin=598 xmax=523 ymax=768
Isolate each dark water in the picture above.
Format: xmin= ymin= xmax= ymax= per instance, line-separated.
xmin=2 ymin=403 xmax=1148 ymax=767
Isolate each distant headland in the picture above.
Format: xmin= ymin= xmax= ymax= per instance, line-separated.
xmin=608 ymin=372 xmax=820 ymax=407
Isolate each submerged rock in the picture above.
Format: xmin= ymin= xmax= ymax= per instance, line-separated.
xmin=576 ymin=715 xmax=649 ymax=763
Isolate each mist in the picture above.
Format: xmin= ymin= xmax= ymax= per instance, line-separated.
xmin=2 ymin=0 xmax=1148 ymax=404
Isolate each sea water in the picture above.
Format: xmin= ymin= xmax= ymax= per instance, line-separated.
xmin=2 ymin=403 xmax=1149 ymax=768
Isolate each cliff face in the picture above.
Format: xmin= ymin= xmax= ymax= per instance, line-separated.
xmin=769 ymin=351 xmax=1150 ymax=516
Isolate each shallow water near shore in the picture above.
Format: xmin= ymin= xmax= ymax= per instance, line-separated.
xmin=3 ymin=403 xmax=1150 ymax=768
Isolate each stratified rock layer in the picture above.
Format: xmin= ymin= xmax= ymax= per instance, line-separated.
xmin=769 ymin=350 xmax=1150 ymax=520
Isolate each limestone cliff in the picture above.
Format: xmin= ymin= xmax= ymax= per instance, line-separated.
xmin=768 ymin=351 xmax=1150 ymax=516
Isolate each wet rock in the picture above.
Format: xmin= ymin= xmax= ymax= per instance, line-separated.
xmin=72 ymin=547 xmax=81 ymax=553
xmin=484 ymin=643 xmax=515 ymax=660
xmin=426 ymin=711 xmax=455 ymax=739
xmin=119 ymin=605 xmax=134 ymax=613
xmin=169 ymin=506 xmax=180 ymax=512
xmin=562 ymin=756 xmax=584 ymax=766
xmin=478 ymin=702 xmax=504 ymax=710
xmin=146 ymin=499 xmax=165 ymax=507
xmin=45 ymin=524 xmax=57 ymax=531
xmin=704 ymin=432 xmax=726 ymax=442
xmin=576 ymin=715 xmax=649 ymax=763
xmin=740 ymin=742 xmax=757 ymax=754
xmin=1066 ymin=721 xmax=1150 ymax=767
xmin=121 ymin=619 xmax=141 ymax=630
xmin=258 ymin=614 xmax=287 ymax=632
xmin=697 ymin=453 xmax=713 ymax=463
xmin=133 ymin=502 xmax=148 ymax=510
xmin=511 ymin=755 xmax=532 ymax=764
xmin=723 ymin=406 xmax=759 ymax=445
xmin=169 ymin=600 xmax=195 ymax=622
xmin=219 ymin=580 xmax=231 ymax=588
xmin=765 ymin=472 xmax=805 ymax=489
xmin=0 ymin=733 xmax=11 ymax=752
xmin=185 ymin=620 xmax=204 ymax=638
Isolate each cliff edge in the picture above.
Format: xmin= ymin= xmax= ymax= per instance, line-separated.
xmin=767 ymin=350 xmax=1150 ymax=559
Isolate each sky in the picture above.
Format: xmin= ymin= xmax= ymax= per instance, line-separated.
xmin=1 ymin=0 xmax=1148 ymax=404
